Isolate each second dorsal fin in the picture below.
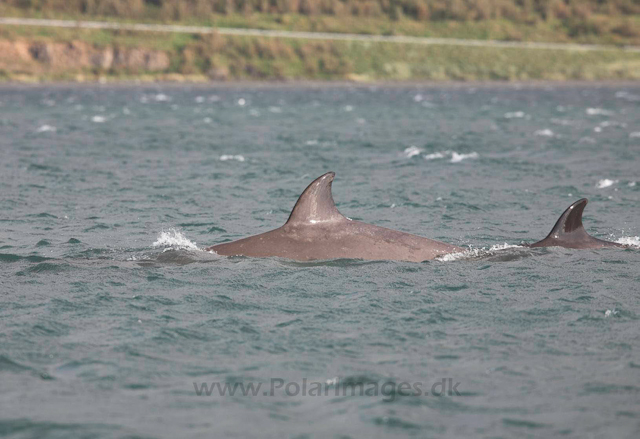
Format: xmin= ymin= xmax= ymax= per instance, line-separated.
xmin=285 ymin=172 xmax=346 ymax=225
xmin=529 ymin=198 xmax=620 ymax=248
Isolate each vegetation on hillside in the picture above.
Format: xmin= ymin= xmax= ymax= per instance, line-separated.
xmin=1 ymin=0 xmax=640 ymax=82
xmin=2 ymin=24 xmax=640 ymax=82
xmin=6 ymin=0 xmax=640 ymax=22
xmin=3 ymin=0 xmax=640 ymax=45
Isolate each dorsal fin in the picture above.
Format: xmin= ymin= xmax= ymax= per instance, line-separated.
xmin=531 ymin=198 xmax=604 ymax=248
xmin=549 ymin=198 xmax=587 ymax=236
xmin=285 ymin=172 xmax=346 ymax=226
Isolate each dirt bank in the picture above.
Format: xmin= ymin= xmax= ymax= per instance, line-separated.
xmin=0 ymin=40 xmax=170 ymax=78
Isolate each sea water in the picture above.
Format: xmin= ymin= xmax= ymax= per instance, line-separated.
xmin=1 ymin=83 xmax=639 ymax=438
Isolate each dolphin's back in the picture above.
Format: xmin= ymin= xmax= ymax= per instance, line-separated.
xmin=207 ymin=172 xmax=462 ymax=262
xmin=211 ymin=220 xmax=461 ymax=262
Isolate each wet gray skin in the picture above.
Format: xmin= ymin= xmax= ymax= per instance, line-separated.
xmin=529 ymin=198 xmax=625 ymax=249
xmin=207 ymin=172 xmax=626 ymax=262
xmin=207 ymin=172 xmax=463 ymax=262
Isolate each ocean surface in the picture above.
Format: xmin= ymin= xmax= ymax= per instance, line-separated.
xmin=1 ymin=83 xmax=639 ymax=439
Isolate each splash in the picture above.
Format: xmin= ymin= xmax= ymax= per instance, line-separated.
xmin=424 ymin=151 xmax=446 ymax=160
xmin=155 ymin=93 xmax=170 ymax=102
xmin=616 ymin=91 xmax=640 ymax=102
xmin=437 ymin=243 xmax=523 ymax=262
xmin=422 ymin=151 xmax=478 ymax=162
xmin=489 ymin=243 xmax=523 ymax=251
xmin=586 ymin=108 xmax=614 ymax=116
xmin=36 ymin=125 xmax=56 ymax=133
xmin=220 ymin=155 xmax=245 ymax=162
xmin=153 ymin=229 xmax=199 ymax=251
xmin=450 ymin=152 xmax=479 ymax=163
xmin=616 ymin=236 xmax=640 ymax=247
xmin=403 ymin=146 xmax=422 ymax=158
xmin=534 ymin=129 xmax=554 ymax=137
xmin=596 ymin=179 xmax=618 ymax=189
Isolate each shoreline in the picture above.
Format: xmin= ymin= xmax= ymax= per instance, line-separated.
xmin=1 ymin=79 xmax=639 ymax=89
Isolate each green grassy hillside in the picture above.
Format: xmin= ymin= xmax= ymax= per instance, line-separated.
xmin=1 ymin=0 xmax=640 ymax=82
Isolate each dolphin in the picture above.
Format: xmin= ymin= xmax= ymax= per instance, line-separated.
xmin=206 ymin=172 xmax=463 ymax=262
xmin=529 ymin=198 xmax=625 ymax=249
xmin=206 ymin=172 xmax=627 ymax=262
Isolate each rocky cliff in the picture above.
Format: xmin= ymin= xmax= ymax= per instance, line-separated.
xmin=0 ymin=40 xmax=170 ymax=78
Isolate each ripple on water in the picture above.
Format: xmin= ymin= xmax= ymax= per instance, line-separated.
xmin=16 ymin=262 xmax=69 ymax=275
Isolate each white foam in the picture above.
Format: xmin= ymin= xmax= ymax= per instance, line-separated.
xmin=586 ymin=108 xmax=614 ymax=116
xmin=599 ymin=121 xmax=626 ymax=128
xmin=489 ymin=243 xmax=523 ymax=251
xmin=91 ymin=115 xmax=106 ymax=123
xmin=155 ymin=93 xmax=170 ymax=102
xmin=630 ymin=132 xmax=640 ymax=138
xmin=629 ymin=181 xmax=637 ymax=187
xmin=421 ymin=150 xmax=477 ymax=162
xmin=203 ymin=117 xmax=212 ymax=124
xmin=220 ymin=154 xmax=245 ymax=162
xmin=534 ymin=129 xmax=554 ymax=137
xmin=596 ymin=179 xmax=618 ymax=189
xmin=504 ymin=111 xmax=525 ymax=119
xmin=403 ymin=146 xmax=422 ymax=158
xmin=437 ymin=248 xmax=482 ymax=262
xmin=326 ymin=377 xmax=338 ymax=386
xmin=550 ymin=118 xmax=574 ymax=126
xmin=153 ymin=229 xmax=199 ymax=251
xmin=413 ymin=94 xmax=423 ymax=102
xmin=344 ymin=105 xmax=354 ymax=112
xmin=615 ymin=91 xmax=640 ymax=102
xmin=424 ymin=151 xmax=446 ymax=160
xmin=237 ymin=98 xmax=246 ymax=106
xmin=195 ymin=96 xmax=205 ymax=103
xmin=437 ymin=243 xmax=523 ymax=262
xmin=36 ymin=125 xmax=56 ymax=133
xmin=305 ymin=140 xmax=319 ymax=146
xmin=450 ymin=152 xmax=479 ymax=163
xmin=616 ymin=236 xmax=640 ymax=247
xmin=268 ymin=106 xmax=282 ymax=113
xmin=604 ymin=309 xmax=618 ymax=318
